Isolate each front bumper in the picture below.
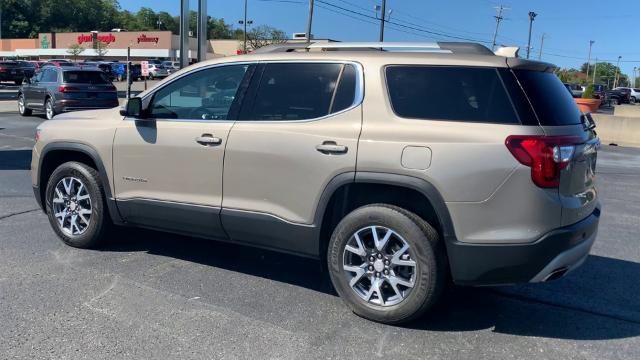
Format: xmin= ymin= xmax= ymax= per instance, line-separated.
xmin=446 ymin=207 xmax=600 ymax=286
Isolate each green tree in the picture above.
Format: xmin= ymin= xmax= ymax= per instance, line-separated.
xmin=66 ymin=43 xmax=85 ymax=61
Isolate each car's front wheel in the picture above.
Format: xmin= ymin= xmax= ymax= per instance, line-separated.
xmin=45 ymin=162 xmax=111 ymax=248
xmin=327 ymin=204 xmax=445 ymax=324
xmin=18 ymin=94 xmax=32 ymax=116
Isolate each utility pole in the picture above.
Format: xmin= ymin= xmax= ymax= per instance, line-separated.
xmin=306 ymin=0 xmax=315 ymax=43
xmin=538 ymin=33 xmax=546 ymax=60
xmin=197 ymin=0 xmax=207 ymax=62
xmin=526 ymin=11 xmax=537 ymax=59
xmin=179 ymin=0 xmax=189 ymax=68
xmin=614 ymin=55 xmax=622 ymax=88
xmin=378 ymin=0 xmax=387 ymax=42
xmin=491 ymin=5 xmax=509 ymax=51
xmin=586 ymin=40 xmax=595 ymax=79
xmin=592 ymin=58 xmax=598 ymax=85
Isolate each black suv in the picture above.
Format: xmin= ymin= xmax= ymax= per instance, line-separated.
xmin=18 ymin=66 xmax=119 ymax=120
xmin=0 ymin=61 xmax=26 ymax=85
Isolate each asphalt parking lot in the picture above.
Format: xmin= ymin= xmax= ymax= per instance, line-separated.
xmin=1 ymin=109 xmax=639 ymax=359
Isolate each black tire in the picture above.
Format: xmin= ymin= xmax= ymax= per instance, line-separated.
xmin=327 ymin=204 xmax=446 ymax=324
xmin=45 ymin=161 xmax=111 ymax=249
xmin=45 ymin=97 xmax=56 ymax=120
xmin=18 ymin=93 xmax=32 ymax=116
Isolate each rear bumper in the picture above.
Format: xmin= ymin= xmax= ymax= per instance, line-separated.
xmin=56 ymin=99 xmax=119 ymax=112
xmin=447 ymin=207 xmax=600 ymax=286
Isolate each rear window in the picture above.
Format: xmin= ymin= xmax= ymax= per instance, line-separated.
xmin=0 ymin=61 xmax=18 ymax=67
xmin=63 ymin=71 xmax=110 ymax=84
xmin=385 ymin=66 xmax=519 ymax=124
xmin=513 ymin=70 xmax=582 ymax=126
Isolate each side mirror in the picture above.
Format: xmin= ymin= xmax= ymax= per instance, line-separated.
xmin=120 ymin=97 xmax=146 ymax=118
xmin=22 ymin=77 xmax=31 ymax=85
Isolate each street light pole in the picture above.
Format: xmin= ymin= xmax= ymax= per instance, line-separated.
xmin=592 ymin=58 xmax=598 ymax=85
xmin=197 ymin=0 xmax=207 ymax=62
xmin=526 ymin=11 xmax=537 ymax=59
xmin=586 ymin=40 xmax=595 ymax=79
xmin=306 ymin=0 xmax=315 ymax=43
xmin=179 ymin=0 xmax=189 ymax=68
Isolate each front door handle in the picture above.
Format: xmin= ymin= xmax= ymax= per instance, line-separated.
xmin=316 ymin=141 xmax=348 ymax=155
xmin=196 ymin=134 xmax=222 ymax=146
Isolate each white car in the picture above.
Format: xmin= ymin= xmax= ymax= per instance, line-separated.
xmin=147 ymin=64 xmax=168 ymax=79
xmin=613 ymin=87 xmax=640 ymax=103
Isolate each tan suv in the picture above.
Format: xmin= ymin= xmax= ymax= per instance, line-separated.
xmin=31 ymin=42 xmax=601 ymax=324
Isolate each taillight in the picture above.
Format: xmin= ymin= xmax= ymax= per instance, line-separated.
xmin=505 ymin=135 xmax=581 ymax=188
xmin=0 ymin=67 xmax=6 ymax=73
xmin=58 ymin=85 xmax=80 ymax=92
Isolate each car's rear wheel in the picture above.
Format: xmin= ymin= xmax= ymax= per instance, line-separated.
xmin=45 ymin=162 xmax=111 ymax=248
xmin=327 ymin=204 xmax=445 ymax=324
xmin=18 ymin=94 xmax=32 ymax=116
xmin=45 ymin=98 xmax=55 ymax=120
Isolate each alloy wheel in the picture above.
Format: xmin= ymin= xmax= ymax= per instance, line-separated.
xmin=18 ymin=95 xmax=25 ymax=114
xmin=342 ymin=225 xmax=417 ymax=306
xmin=52 ymin=177 xmax=92 ymax=236
xmin=46 ymin=100 xmax=53 ymax=119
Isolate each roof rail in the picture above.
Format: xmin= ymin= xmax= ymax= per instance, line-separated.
xmin=251 ymin=41 xmax=496 ymax=56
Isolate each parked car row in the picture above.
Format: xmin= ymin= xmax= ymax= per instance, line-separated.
xmin=563 ymin=82 xmax=637 ymax=106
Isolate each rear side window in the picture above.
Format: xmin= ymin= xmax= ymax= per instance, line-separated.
xmin=513 ymin=70 xmax=582 ymax=126
xmin=41 ymin=69 xmax=58 ymax=82
xmin=63 ymin=71 xmax=110 ymax=84
xmin=245 ymin=63 xmax=352 ymax=121
xmin=386 ymin=66 xmax=518 ymax=124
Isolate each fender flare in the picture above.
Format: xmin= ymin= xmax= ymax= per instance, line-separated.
xmin=36 ymin=142 xmax=123 ymax=224
xmin=312 ymin=171 xmax=457 ymax=251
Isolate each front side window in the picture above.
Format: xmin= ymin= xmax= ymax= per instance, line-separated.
xmin=149 ymin=64 xmax=249 ymax=120
xmin=386 ymin=66 xmax=518 ymax=124
xmin=244 ymin=63 xmax=356 ymax=121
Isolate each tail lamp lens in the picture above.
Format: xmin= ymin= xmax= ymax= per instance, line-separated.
xmin=505 ymin=135 xmax=581 ymax=188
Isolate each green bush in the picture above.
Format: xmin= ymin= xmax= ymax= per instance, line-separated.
xmin=582 ymin=84 xmax=594 ymax=99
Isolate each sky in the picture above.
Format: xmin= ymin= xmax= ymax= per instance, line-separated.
xmin=120 ymin=0 xmax=640 ymax=79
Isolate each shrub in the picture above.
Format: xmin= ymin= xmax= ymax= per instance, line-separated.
xmin=582 ymin=84 xmax=594 ymax=99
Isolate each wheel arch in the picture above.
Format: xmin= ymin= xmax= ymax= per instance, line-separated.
xmin=315 ymin=172 xmax=457 ymax=261
xmin=36 ymin=142 xmax=123 ymax=224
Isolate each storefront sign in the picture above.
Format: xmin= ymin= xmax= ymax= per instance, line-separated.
xmin=77 ymin=33 xmax=116 ymax=45
xmin=137 ymin=34 xmax=160 ymax=44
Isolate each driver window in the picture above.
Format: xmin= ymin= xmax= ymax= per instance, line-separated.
xmin=150 ymin=64 xmax=249 ymax=120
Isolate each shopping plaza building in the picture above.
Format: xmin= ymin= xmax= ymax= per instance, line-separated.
xmin=0 ymin=30 xmax=268 ymax=61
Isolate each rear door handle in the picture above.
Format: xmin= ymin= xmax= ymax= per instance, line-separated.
xmin=316 ymin=141 xmax=348 ymax=155
xmin=196 ymin=134 xmax=222 ymax=146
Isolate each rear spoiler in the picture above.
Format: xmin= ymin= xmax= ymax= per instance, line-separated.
xmin=506 ymin=57 xmax=556 ymax=73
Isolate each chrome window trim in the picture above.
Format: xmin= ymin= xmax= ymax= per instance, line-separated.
xmin=125 ymin=59 xmax=364 ymax=124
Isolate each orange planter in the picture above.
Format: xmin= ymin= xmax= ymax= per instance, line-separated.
xmin=574 ymin=98 xmax=601 ymax=113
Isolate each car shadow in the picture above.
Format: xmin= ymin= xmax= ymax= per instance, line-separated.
xmin=0 ymin=149 xmax=32 ymax=170
xmin=100 ymin=228 xmax=640 ymax=340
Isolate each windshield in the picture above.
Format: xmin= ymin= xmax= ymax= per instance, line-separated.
xmin=63 ymin=71 xmax=110 ymax=84
xmin=513 ymin=70 xmax=582 ymax=126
